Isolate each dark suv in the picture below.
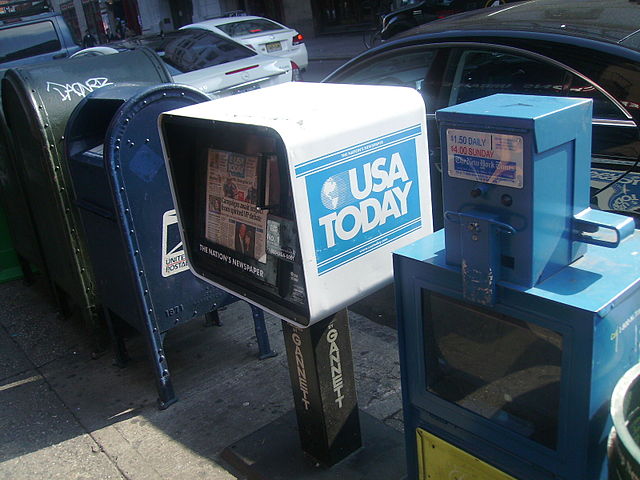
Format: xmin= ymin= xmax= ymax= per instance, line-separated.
xmin=0 ymin=0 xmax=79 ymax=68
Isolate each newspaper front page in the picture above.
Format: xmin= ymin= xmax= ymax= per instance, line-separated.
xmin=205 ymin=149 xmax=267 ymax=263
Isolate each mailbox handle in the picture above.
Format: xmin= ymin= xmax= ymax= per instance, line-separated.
xmin=573 ymin=208 xmax=635 ymax=248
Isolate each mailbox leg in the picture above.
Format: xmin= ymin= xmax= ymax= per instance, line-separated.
xmin=282 ymin=309 xmax=362 ymax=467
xmin=204 ymin=310 xmax=223 ymax=326
xmin=147 ymin=328 xmax=177 ymax=410
xmin=250 ymin=305 xmax=277 ymax=359
xmin=104 ymin=308 xmax=129 ymax=368
xmin=17 ymin=255 xmax=35 ymax=286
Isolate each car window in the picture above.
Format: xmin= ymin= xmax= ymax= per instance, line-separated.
xmin=333 ymin=49 xmax=437 ymax=92
xmin=501 ymin=40 xmax=640 ymax=122
xmin=449 ymin=50 xmax=572 ymax=104
xmin=162 ymin=30 xmax=255 ymax=73
xmin=449 ymin=49 xmax=627 ymax=121
xmin=0 ymin=21 xmax=61 ymax=62
xmin=216 ymin=19 xmax=283 ymax=37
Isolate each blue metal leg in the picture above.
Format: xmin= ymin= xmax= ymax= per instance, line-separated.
xmin=250 ymin=305 xmax=277 ymax=360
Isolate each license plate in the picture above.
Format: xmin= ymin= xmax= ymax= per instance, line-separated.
xmin=265 ymin=41 xmax=282 ymax=53
xmin=231 ymin=83 xmax=261 ymax=96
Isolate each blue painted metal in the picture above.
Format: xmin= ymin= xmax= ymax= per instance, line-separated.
xmin=394 ymin=94 xmax=640 ymax=479
xmin=394 ymin=230 xmax=640 ymax=480
xmin=66 ymin=84 xmax=275 ymax=409
xmin=437 ymin=94 xmax=633 ymax=292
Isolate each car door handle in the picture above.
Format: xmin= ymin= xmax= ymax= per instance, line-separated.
xmin=52 ymin=52 xmax=67 ymax=59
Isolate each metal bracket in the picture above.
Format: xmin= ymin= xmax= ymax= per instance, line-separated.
xmin=445 ymin=211 xmax=515 ymax=306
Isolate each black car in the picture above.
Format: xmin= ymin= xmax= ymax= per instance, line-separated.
xmin=327 ymin=0 xmax=640 ymax=228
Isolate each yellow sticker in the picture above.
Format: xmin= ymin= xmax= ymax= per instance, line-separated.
xmin=417 ymin=428 xmax=517 ymax=480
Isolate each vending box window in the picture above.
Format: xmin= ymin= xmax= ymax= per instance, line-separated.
xmin=159 ymin=82 xmax=433 ymax=327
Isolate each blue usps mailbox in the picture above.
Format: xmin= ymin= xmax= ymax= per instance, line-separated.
xmin=66 ymin=84 xmax=274 ymax=409
xmin=394 ymin=94 xmax=640 ymax=479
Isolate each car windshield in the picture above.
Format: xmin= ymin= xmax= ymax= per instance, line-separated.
xmin=216 ymin=18 xmax=283 ymax=37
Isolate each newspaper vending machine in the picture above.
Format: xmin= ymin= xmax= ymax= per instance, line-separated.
xmin=160 ymin=82 xmax=433 ymax=476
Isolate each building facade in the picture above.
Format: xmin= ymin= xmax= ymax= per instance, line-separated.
xmin=49 ymin=0 xmax=382 ymax=44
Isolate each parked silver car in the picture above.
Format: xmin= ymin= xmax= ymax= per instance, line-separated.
xmin=183 ymin=15 xmax=308 ymax=70
xmin=72 ymin=28 xmax=297 ymax=98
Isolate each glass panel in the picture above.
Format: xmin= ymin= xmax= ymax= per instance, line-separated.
xmin=448 ymin=47 xmax=639 ymax=162
xmin=449 ymin=50 xmax=570 ymax=105
xmin=335 ymin=49 xmax=436 ymax=92
xmin=217 ymin=19 xmax=283 ymax=37
xmin=0 ymin=21 xmax=61 ymax=61
xmin=423 ymin=291 xmax=562 ymax=450
xmin=161 ymin=30 xmax=254 ymax=73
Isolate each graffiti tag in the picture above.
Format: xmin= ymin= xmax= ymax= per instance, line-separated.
xmin=46 ymin=77 xmax=114 ymax=102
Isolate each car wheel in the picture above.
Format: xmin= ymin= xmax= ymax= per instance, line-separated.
xmin=484 ymin=0 xmax=506 ymax=7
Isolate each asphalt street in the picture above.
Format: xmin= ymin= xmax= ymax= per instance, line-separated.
xmin=303 ymin=58 xmax=348 ymax=82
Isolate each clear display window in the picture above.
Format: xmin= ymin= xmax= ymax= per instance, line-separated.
xmin=423 ymin=291 xmax=562 ymax=450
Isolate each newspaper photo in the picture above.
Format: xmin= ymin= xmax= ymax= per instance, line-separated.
xmin=205 ymin=149 xmax=268 ymax=263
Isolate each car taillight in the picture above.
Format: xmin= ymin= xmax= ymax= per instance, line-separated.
xmin=292 ymin=33 xmax=304 ymax=45
xmin=291 ymin=61 xmax=302 ymax=81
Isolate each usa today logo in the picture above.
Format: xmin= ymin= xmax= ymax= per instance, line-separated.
xmin=295 ymin=126 xmax=423 ymax=275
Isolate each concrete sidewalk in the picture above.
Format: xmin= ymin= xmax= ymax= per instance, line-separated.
xmin=0 ymin=276 xmax=403 ymax=479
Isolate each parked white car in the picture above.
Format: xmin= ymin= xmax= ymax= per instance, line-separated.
xmin=71 ymin=28 xmax=296 ymax=98
xmin=182 ymin=15 xmax=308 ymax=70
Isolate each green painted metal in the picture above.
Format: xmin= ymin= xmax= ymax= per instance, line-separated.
xmin=0 ymin=71 xmax=44 ymax=285
xmin=0 ymin=48 xmax=171 ymax=334
xmin=0 ymin=205 xmax=22 ymax=283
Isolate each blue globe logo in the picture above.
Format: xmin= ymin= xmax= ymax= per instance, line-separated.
xmin=320 ymin=173 xmax=350 ymax=210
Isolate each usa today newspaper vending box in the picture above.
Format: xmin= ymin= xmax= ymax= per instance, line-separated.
xmin=160 ymin=82 xmax=432 ymax=327
xmin=160 ymin=82 xmax=432 ymax=474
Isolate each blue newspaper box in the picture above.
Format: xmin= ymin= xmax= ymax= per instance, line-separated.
xmin=394 ymin=95 xmax=639 ymax=480
xmin=66 ymin=84 xmax=274 ymax=408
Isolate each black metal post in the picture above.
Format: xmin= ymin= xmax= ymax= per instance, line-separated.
xmin=282 ymin=308 xmax=362 ymax=467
